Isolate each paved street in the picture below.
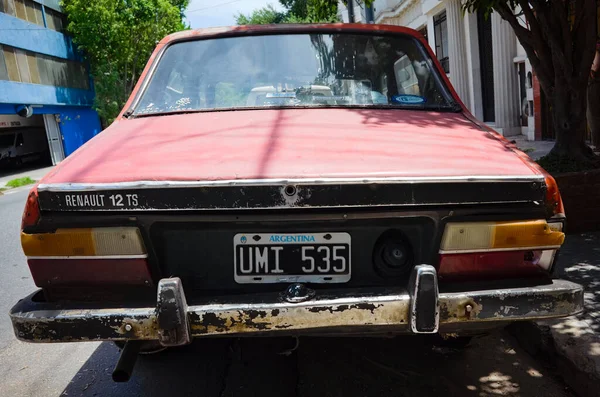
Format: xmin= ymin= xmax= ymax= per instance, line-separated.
xmin=0 ymin=189 xmax=575 ymax=396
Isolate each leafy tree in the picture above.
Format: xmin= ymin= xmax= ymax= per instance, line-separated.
xmin=236 ymin=4 xmax=286 ymax=25
xmin=236 ymin=0 xmax=338 ymax=25
xmin=61 ymin=0 xmax=189 ymax=126
xmin=462 ymin=0 xmax=599 ymax=167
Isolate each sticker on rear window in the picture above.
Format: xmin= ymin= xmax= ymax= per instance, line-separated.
xmin=392 ymin=95 xmax=426 ymax=104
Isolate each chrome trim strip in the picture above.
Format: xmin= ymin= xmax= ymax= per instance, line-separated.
xmin=439 ymin=246 xmax=561 ymax=255
xmin=37 ymin=175 xmax=545 ymax=192
xmin=27 ymin=255 xmax=148 ymax=260
xmin=35 ymin=200 xmax=541 ymax=212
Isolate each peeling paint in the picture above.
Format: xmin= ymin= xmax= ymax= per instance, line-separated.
xmin=439 ymin=297 xmax=483 ymax=323
xmin=9 ymin=280 xmax=584 ymax=343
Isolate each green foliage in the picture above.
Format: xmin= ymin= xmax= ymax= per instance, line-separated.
xmin=61 ymin=0 xmax=189 ymax=126
xmin=236 ymin=0 xmax=340 ymax=25
xmin=6 ymin=177 xmax=35 ymax=188
xmin=236 ymin=4 xmax=285 ymax=25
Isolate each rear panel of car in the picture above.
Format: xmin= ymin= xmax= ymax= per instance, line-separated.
xmin=24 ymin=177 xmax=555 ymax=302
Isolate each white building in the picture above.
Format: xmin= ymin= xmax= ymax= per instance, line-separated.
xmin=339 ymin=0 xmax=539 ymax=140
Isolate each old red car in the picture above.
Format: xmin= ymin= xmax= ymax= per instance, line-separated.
xmin=10 ymin=24 xmax=582 ymax=381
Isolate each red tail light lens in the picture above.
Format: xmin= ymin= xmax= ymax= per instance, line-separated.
xmin=21 ymin=187 xmax=41 ymax=230
xmin=438 ymin=250 xmax=554 ymax=281
xmin=544 ymin=174 xmax=565 ymax=216
xmin=27 ymin=258 xmax=153 ymax=287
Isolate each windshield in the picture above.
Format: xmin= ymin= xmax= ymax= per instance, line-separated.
xmin=134 ymin=33 xmax=455 ymax=115
xmin=0 ymin=133 xmax=15 ymax=148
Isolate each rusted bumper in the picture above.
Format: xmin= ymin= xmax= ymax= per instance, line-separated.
xmin=10 ymin=278 xmax=583 ymax=344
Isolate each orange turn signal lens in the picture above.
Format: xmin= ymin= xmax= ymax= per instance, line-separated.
xmin=440 ymin=220 xmax=564 ymax=253
xmin=21 ymin=227 xmax=146 ymax=257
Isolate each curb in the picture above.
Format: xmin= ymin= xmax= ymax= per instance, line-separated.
xmin=507 ymin=320 xmax=600 ymax=397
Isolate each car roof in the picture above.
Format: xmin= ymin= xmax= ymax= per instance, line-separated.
xmin=160 ymin=23 xmax=425 ymax=45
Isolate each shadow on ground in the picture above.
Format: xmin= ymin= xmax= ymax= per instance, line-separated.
xmin=0 ymin=158 xmax=52 ymax=181
xmin=60 ymin=332 xmax=572 ymax=397
xmin=553 ymin=232 xmax=600 ymax=337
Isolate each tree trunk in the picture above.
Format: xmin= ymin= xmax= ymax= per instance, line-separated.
xmin=589 ymin=77 xmax=600 ymax=148
xmin=549 ymin=78 xmax=593 ymax=160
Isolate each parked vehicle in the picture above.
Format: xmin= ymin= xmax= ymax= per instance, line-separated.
xmin=10 ymin=24 xmax=583 ymax=382
xmin=0 ymin=127 xmax=48 ymax=167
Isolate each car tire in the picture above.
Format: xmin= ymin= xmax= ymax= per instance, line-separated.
xmin=113 ymin=341 xmax=167 ymax=355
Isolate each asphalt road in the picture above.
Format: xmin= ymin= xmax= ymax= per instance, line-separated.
xmin=0 ymin=189 xmax=574 ymax=397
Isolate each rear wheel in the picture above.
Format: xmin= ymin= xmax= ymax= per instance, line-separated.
xmin=113 ymin=341 xmax=167 ymax=355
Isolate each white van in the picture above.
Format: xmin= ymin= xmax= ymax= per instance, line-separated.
xmin=0 ymin=128 xmax=49 ymax=167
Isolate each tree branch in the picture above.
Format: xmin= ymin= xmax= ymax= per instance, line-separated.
xmin=574 ymin=0 xmax=598 ymax=86
xmin=493 ymin=2 xmax=553 ymax=96
xmin=529 ymin=0 xmax=572 ymax=82
xmin=516 ymin=0 xmax=556 ymax=77
xmin=548 ymin=0 xmax=572 ymax=64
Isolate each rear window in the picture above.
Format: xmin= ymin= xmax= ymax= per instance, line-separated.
xmin=134 ymin=32 xmax=455 ymax=116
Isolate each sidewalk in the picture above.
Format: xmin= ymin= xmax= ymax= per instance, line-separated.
xmin=0 ymin=164 xmax=53 ymax=190
xmin=510 ymin=231 xmax=600 ymax=397
xmin=550 ymin=232 xmax=600 ymax=379
xmin=511 ymin=134 xmax=554 ymax=160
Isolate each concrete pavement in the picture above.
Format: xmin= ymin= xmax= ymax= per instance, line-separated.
xmin=0 ymin=163 xmax=53 ymax=190
xmin=512 ymin=135 xmax=554 ymax=160
xmin=0 ymin=189 xmax=579 ymax=397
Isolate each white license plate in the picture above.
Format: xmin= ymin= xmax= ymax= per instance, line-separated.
xmin=234 ymin=233 xmax=351 ymax=284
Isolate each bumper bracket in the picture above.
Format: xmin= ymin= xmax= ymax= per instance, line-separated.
xmin=156 ymin=278 xmax=191 ymax=347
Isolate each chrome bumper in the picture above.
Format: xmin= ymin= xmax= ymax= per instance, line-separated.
xmin=10 ymin=269 xmax=583 ymax=344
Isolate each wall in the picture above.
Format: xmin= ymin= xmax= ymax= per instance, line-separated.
xmin=555 ymin=170 xmax=600 ymax=232
xmin=0 ymin=13 xmax=79 ymax=61
xmin=0 ymin=81 xmax=94 ymax=108
xmin=57 ymin=108 xmax=102 ymax=156
xmin=376 ymin=0 xmax=422 ymax=27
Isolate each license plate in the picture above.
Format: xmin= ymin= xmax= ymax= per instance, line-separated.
xmin=234 ymin=233 xmax=351 ymax=283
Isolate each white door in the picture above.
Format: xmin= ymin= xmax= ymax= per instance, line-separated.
xmin=43 ymin=114 xmax=65 ymax=165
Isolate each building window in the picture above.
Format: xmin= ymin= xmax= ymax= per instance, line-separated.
xmin=0 ymin=0 xmax=17 ymax=16
xmin=434 ymin=11 xmax=449 ymax=73
xmin=1 ymin=0 xmax=44 ymax=27
xmin=0 ymin=45 xmax=89 ymax=90
xmin=1 ymin=0 xmax=67 ymax=32
xmin=45 ymin=6 xmax=67 ymax=33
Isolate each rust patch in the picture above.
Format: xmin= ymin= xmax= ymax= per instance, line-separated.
xmin=189 ymin=300 xmax=408 ymax=336
xmin=439 ymin=298 xmax=483 ymax=323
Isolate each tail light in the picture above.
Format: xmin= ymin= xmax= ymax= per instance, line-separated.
xmin=544 ymin=174 xmax=565 ymax=217
xmin=21 ymin=187 xmax=41 ymax=230
xmin=438 ymin=220 xmax=564 ymax=281
xmin=21 ymin=227 xmax=153 ymax=287
xmin=22 ymin=227 xmax=146 ymax=257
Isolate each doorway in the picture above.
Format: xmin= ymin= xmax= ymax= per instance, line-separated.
xmin=477 ymin=10 xmax=495 ymax=123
